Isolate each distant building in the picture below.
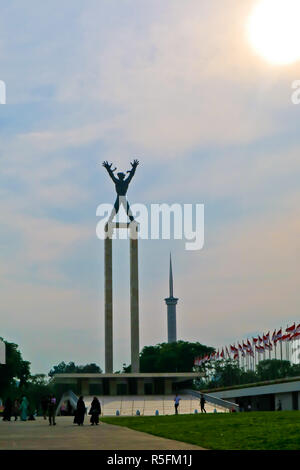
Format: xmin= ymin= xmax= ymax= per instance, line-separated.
xmin=164 ymin=254 xmax=178 ymax=343
xmin=207 ymin=376 xmax=300 ymax=411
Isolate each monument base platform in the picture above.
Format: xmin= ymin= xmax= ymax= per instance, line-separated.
xmin=52 ymin=372 xmax=201 ymax=396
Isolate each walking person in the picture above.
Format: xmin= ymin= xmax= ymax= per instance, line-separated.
xmin=277 ymin=400 xmax=282 ymax=411
xmin=19 ymin=396 xmax=29 ymax=421
xmin=48 ymin=395 xmax=56 ymax=426
xmin=74 ymin=396 xmax=86 ymax=426
xmin=2 ymin=397 xmax=12 ymax=421
xmin=89 ymin=397 xmax=101 ymax=425
xmin=60 ymin=402 xmax=66 ymax=416
xmin=28 ymin=400 xmax=36 ymax=421
xmin=200 ymin=394 xmax=206 ymax=413
xmin=13 ymin=399 xmax=20 ymax=421
xmin=174 ymin=394 xmax=181 ymax=415
xmin=41 ymin=396 xmax=48 ymax=420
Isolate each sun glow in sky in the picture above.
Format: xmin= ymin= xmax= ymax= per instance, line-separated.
xmin=248 ymin=0 xmax=300 ymax=65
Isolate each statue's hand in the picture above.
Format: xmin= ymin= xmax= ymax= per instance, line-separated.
xmin=131 ymin=159 xmax=139 ymax=168
xmin=103 ymin=161 xmax=114 ymax=170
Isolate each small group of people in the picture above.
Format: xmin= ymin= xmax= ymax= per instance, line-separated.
xmin=73 ymin=396 xmax=101 ymax=426
xmin=173 ymin=393 xmax=207 ymax=414
xmin=2 ymin=394 xmax=102 ymax=426
xmin=2 ymin=398 xmax=19 ymax=421
xmin=2 ymin=396 xmax=34 ymax=422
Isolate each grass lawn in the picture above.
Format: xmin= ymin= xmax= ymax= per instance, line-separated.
xmin=101 ymin=411 xmax=300 ymax=450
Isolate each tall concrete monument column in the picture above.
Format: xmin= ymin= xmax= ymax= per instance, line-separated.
xmin=104 ymin=231 xmax=113 ymax=373
xmin=130 ymin=223 xmax=140 ymax=373
xmin=165 ymin=254 xmax=179 ymax=343
xmin=104 ymin=222 xmax=140 ymax=373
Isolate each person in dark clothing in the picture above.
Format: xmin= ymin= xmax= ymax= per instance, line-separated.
xmin=74 ymin=396 xmax=86 ymax=426
xmin=3 ymin=398 xmax=12 ymax=421
xmin=66 ymin=400 xmax=72 ymax=416
xmin=48 ymin=395 xmax=56 ymax=426
xmin=200 ymin=394 xmax=206 ymax=413
xmin=41 ymin=396 xmax=48 ymax=420
xmin=89 ymin=397 xmax=101 ymax=425
xmin=277 ymin=400 xmax=282 ymax=411
xmin=13 ymin=399 xmax=20 ymax=421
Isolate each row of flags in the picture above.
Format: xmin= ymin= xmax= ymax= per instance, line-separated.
xmin=194 ymin=322 xmax=300 ymax=367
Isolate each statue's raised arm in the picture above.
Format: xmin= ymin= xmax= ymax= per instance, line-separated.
xmin=102 ymin=161 xmax=118 ymax=183
xmin=126 ymin=159 xmax=139 ymax=184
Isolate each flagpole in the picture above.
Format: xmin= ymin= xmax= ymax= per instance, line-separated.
xmin=247 ymin=347 xmax=249 ymax=371
xmin=286 ymin=325 xmax=288 ymax=361
xmin=280 ymin=326 xmax=283 ymax=361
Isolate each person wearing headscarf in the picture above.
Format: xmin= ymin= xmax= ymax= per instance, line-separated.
xmin=89 ymin=397 xmax=101 ymax=425
xmin=74 ymin=396 xmax=86 ymax=426
xmin=19 ymin=396 xmax=29 ymax=421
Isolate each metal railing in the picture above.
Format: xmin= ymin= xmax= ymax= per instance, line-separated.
xmin=182 ymin=389 xmax=239 ymax=411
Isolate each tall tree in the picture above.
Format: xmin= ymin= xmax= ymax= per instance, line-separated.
xmin=48 ymin=361 xmax=102 ymax=377
xmin=0 ymin=338 xmax=31 ymax=399
xmin=124 ymin=341 xmax=214 ymax=373
xmin=256 ymin=359 xmax=292 ymax=381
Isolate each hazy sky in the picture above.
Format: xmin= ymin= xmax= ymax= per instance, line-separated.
xmin=0 ymin=0 xmax=299 ymax=375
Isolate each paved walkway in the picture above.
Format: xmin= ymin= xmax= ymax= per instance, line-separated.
xmin=0 ymin=417 xmax=203 ymax=450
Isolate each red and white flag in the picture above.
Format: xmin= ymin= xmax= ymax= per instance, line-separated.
xmin=281 ymin=334 xmax=290 ymax=342
xmin=238 ymin=343 xmax=245 ymax=357
xmin=286 ymin=323 xmax=295 ymax=333
xmin=263 ymin=332 xmax=270 ymax=345
xmin=248 ymin=347 xmax=254 ymax=357
xmin=289 ymin=331 xmax=300 ymax=341
xmin=275 ymin=329 xmax=282 ymax=343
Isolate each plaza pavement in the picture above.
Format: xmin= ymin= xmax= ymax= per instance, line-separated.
xmin=0 ymin=416 xmax=203 ymax=450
